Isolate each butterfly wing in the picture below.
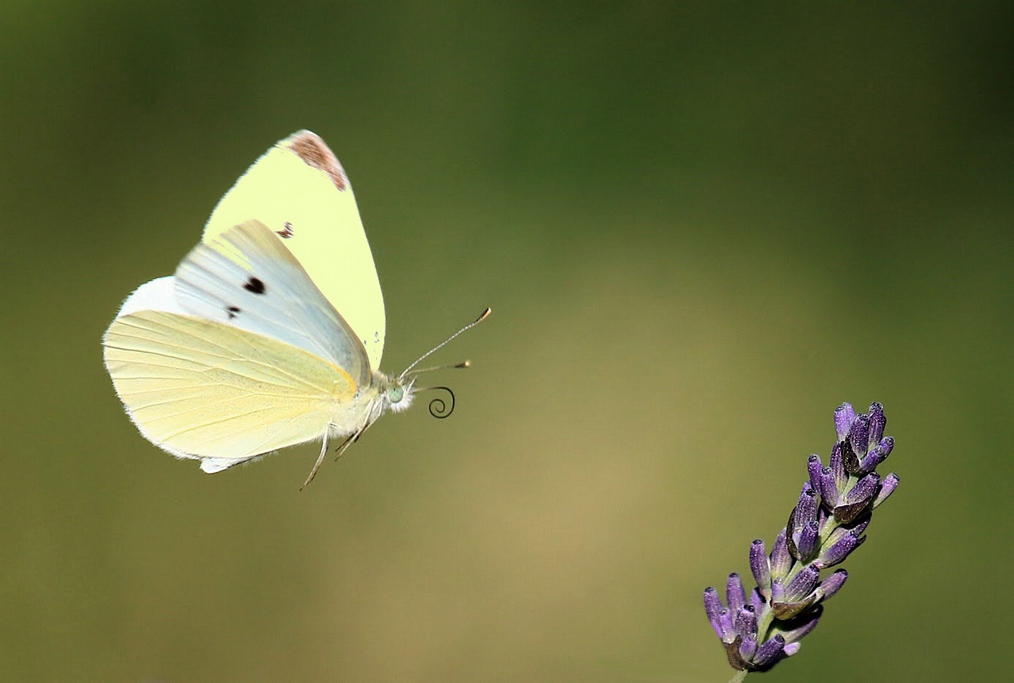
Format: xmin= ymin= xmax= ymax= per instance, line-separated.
xmin=103 ymin=220 xmax=377 ymax=472
xmin=202 ymin=131 xmax=387 ymax=370
xmin=104 ymin=310 xmax=359 ymax=472
xmin=176 ymin=219 xmax=370 ymax=387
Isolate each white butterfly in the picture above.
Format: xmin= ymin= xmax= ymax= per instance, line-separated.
xmin=103 ymin=131 xmax=489 ymax=486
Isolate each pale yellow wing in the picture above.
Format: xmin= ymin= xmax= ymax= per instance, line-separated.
xmin=176 ymin=220 xmax=371 ymax=388
xmin=202 ymin=131 xmax=386 ymax=370
xmin=103 ymin=309 xmax=359 ymax=472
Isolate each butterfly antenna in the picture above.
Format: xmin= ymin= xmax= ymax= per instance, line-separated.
xmin=399 ymin=308 xmax=491 ymax=380
xmin=407 ymin=360 xmax=471 ymax=376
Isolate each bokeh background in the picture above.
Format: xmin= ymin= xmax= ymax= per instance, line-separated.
xmin=1 ymin=2 xmax=1010 ymax=681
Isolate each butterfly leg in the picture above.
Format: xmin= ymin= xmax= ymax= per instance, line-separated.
xmin=301 ymin=429 xmax=333 ymax=490
xmin=301 ymin=425 xmax=359 ymax=489
xmin=301 ymin=403 xmax=383 ymax=489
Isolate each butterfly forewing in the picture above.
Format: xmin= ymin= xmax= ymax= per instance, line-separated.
xmin=175 ymin=220 xmax=371 ymax=386
xmin=202 ymin=131 xmax=387 ymax=369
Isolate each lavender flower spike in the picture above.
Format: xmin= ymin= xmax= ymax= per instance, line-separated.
xmin=702 ymin=401 xmax=900 ymax=675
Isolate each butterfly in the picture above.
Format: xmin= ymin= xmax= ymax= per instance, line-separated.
xmin=103 ymin=131 xmax=489 ymax=487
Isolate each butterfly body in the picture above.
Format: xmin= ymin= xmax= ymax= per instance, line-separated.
xmin=103 ymin=132 xmax=421 ymax=479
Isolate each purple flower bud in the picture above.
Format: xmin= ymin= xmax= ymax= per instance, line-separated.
xmin=753 ymin=635 xmax=786 ymax=669
xmin=878 ymin=436 xmax=895 ymax=458
xmin=832 ymin=472 xmax=879 ymax=523
xmin=796 ymin=483 xmax=819 ymax=526
xmin=873 ymin=473 xmax=900 ymax=508
xmin=770 ymin=529 xmax=792 ymax=580
xmin=867 ymin=402 xmax=886 ymax=447
xmin=773 ymin=566 xmax=820 ymax=619
xmin=784 ymin=565 xmax=820 ymax=603
xmin=807 ymin=454 xmax=823 ymax=496
xmin=848 ymin=413 xmax=870 ymax=458
xmin=860 ymin=436 xmax=895 ymax=473
xmin=845 ymin=472 xmax=881 ymax=506
xmin=704 ymin=586 xmax=722 ymax=614
xmin=817 ymin=530 xmax=866 ymax=568
xmin=782 ymin=641 xmax=802 ymax=657
xmin=818 ymin=569 xmax=848 ymax=601
xmin=750 ymin=587 xmax=766 ymax=615
xmin=797 ymin=521 xmax=820 ymax=562
xmin=704 ymin=587 xmax=725 ymax=638
xmin=859 ymin=444 xmax=888 ymax=473
xmin=787 ymin=486 xmax=819 ymax=560
xmin=734 ymin=605 xmax=758 ymax=639
xmin=770 ymin=578 xmax=785 ymax=605
xmin=718 ymin=608 xmax=735 ymax=641
xmin=738 ymin=633 xmax=758 ymax=661
xmin=726 ymin=573 xmax=746 ymax=613
xmin=750 ymin=540 xmax=771 ymax=596
xmin=819 ymin=466 xmax=840 ymax=509
xmin=829 ymin=442 xmax=847 ymax=491
xmin=834 ymin=403 xmax=856 ymax=442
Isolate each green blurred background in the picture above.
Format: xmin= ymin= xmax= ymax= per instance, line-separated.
xmin=1 ymin=2 xmax=1010 ymax=681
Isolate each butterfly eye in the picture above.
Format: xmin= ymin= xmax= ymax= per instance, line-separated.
xmin=388 ymin=385 xmax=405 ymax=404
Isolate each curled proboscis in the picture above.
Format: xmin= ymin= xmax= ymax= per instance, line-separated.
xmin=427 ymin=386 xmax=456 ymax=419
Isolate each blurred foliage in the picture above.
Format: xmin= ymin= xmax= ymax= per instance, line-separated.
xmin=0 ymin=2 xmax=1010 ymax=681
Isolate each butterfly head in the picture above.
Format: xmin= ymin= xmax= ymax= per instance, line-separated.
xmin=376 ymin=373 xmax=416 ymax=414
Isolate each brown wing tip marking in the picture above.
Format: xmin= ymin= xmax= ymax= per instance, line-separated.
xmin=283 ymin=130 xmax=348 ymax=191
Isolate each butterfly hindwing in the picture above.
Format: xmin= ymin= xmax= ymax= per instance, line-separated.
xmin=103 ymin=310 xmax=359 ymax=469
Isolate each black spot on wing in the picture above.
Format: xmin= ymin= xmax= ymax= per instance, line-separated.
xmin=244 ymin=276 xmax=266 ymax=294
xmin=227 ymin=306 xmax=240 ymax=319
